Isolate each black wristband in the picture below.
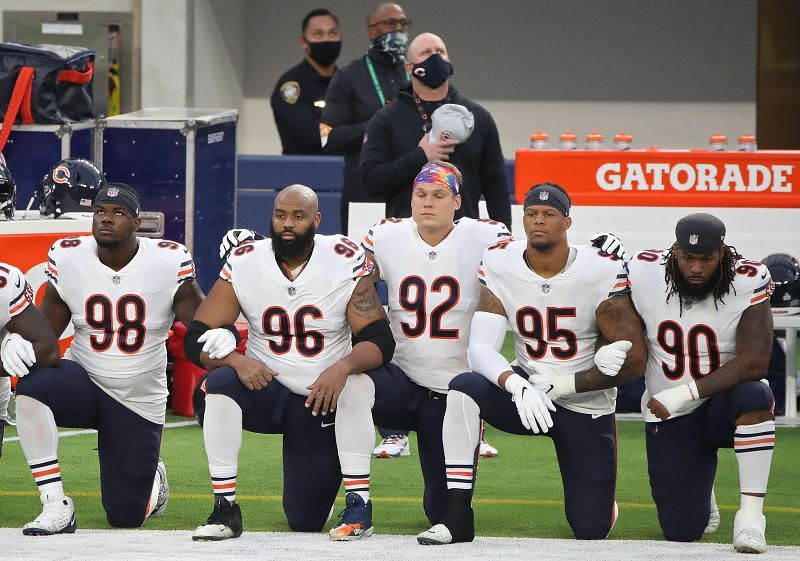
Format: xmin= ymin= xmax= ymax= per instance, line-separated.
xmin=184 ymin=320 xmax=210 ymax=368
xmin=354 ymin=319 xmax=395 ymax=365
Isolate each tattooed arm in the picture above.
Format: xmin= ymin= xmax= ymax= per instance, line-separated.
xmin=573 ymin=294 xmax=648 ymax=393
xmin=695 ymin=301 xmax=772 ymax=398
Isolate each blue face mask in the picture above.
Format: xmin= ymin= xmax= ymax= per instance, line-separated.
xmin=411 ymin=53 xmax=454 ymax=89
xmin=369 ymin=31 xmax=408 ymax=65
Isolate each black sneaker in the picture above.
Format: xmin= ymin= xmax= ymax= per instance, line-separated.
xmin=192 ymin=496 xmax=243 ymax=541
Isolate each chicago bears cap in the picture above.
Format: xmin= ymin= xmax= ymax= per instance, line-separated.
xmin=675 ymin=213 xmax=726 ymax=254
xmin=429 ymin=103 xmax=474 ymax=145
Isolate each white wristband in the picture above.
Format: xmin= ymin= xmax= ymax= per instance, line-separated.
xmin=553 ymin=374 xmax=576 ymax=397
xmin=687 ymin=380 xmax=699 ymax=400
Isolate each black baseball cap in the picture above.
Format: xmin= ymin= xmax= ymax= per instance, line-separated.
xmin=675 ymin=213 xmax=726 ymax=254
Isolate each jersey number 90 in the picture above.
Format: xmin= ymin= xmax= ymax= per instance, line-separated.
xmin=657 ymin=320 xmax=720 ymax=380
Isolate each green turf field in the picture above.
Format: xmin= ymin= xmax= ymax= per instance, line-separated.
xmin=2 ymin=335 xmax=799 ymax=543
xmin=1 ymin=415 xmax=798 ymax=544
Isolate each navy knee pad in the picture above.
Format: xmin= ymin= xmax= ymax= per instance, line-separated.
xmin=203 ymin=367 xmax=248 ymax=404
xmin=728 ymin=381 xmax=774 ymax=420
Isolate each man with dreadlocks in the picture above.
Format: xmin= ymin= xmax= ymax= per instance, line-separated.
xmin=627 ymin=213 xmax=775 ymax=554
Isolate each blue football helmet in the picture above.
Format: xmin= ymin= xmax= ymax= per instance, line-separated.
xmin=40 ymin=158 xmax=105 ymax=218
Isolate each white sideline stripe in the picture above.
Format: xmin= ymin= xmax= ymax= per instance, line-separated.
xmin=2 ymin=420 xmax=197 ymax=443
xmin=0 ymin=528 xmax=798 ymax=561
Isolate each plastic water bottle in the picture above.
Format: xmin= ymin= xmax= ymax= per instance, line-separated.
xmin=559 ymin=130 xmax=578 ymax=151
xmin=737 ymin=132 xmax=757 ymax=152
xmin=613 ymin=131 xmax=633 ymax=151
xmin=708 ymin=133 xmax=728 ymax=152
xmin=529 ymin=130 xmax=549 ymax=150
xmin=585 ymin=131 xmax=604 ymax=150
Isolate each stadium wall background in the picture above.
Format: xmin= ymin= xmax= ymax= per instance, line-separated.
xmin=0 ymin=0 xmax=757 ymax=156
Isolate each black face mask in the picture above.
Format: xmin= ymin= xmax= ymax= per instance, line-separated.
xmin=307 ymin=40 xmax=341 ymax=67
xmin=368 ymin=31 xmax=408 ymax=65
xmin=411 ymin=53 xmax=453 ymax=89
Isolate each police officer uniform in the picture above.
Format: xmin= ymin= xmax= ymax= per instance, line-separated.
xmin=271 ymin=60 xmax=332 ymax=155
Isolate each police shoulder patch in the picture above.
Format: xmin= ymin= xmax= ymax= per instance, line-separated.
xmin=280 ymin=81 xmax=300 ymax=104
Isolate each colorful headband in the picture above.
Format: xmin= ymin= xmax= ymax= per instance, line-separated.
xmin=412 ymin=162 xmax=461 ymax=196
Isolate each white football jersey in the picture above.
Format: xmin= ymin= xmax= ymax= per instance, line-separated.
xmin=221 ymin=235 xmax=372 ymax=397
xmin=0 ymin=262 xmax=34 ymax=342
xmin=363 ymin=217 xmax=510 ymax=392
xmin=479 ymin=241 xmax=630 ymax=415
xmin=629 ymin=249 xmax=772 ymax=420
xmin=47 ymin=236 xmax=196 ymax=424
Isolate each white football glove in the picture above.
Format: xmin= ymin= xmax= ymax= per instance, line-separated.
xmin=594 ymin=340 xmax=633 ymax=376
xmin=219 ymin=228 xmax=256 ymax=260
xmin=648 ymin=381 xmax=699 ymax=420
xmin=1 ymin=332 xmax=36 ymax=377
xmin=525 ymin=360 xmax=576 ymax=400
xmin=504 ymin=373 xmax=556 ymax=434
xmin=198 ymin=328 xmax=237 ymax=360
xmin=590 ymin=232 xmax=627 ymax=261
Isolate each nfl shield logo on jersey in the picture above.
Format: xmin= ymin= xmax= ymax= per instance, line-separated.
xmin=541 ymin=283 xmax=550 ymax=294
xmin=112 ymin=275 xmax=121 ymax=285
xmin=288 ymin=286 xmax=296 ymax=297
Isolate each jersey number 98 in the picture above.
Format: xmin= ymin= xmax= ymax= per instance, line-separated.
xmin=85 ymin=294 xmax=146 ymax=354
